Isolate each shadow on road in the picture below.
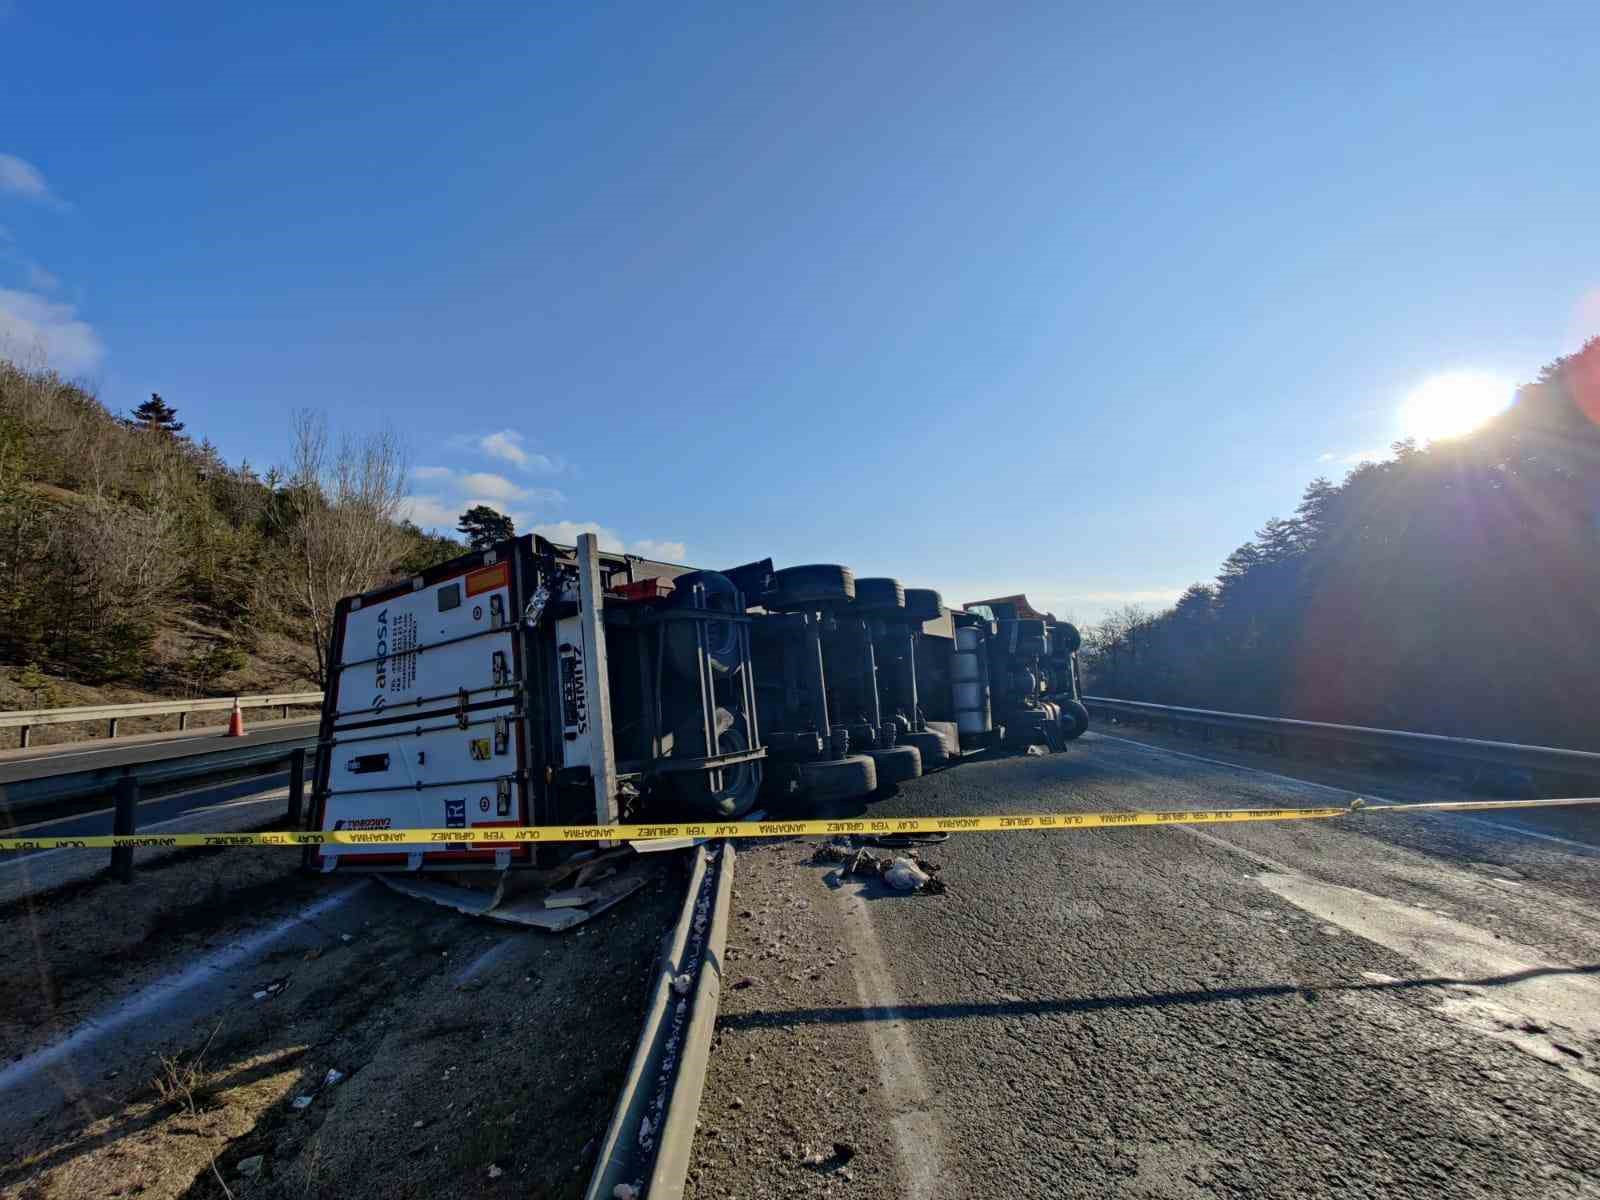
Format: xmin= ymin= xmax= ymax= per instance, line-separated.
xmin=716 ymin=963 xmax=1600 ymax=1030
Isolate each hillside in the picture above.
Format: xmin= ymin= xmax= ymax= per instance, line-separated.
xmin=1083 ymin=337 xmax=1600 ymax=751
xmin=0 ymin=358 xmax=464 ymax=733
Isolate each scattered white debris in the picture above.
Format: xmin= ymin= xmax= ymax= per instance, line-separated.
xmin=413 ymin=1119 xmax=425 ymax=1128
xmin=487 ymin=1165 xmax=504 ymax=1179
xmin=291 ymin=1095 xmax=314 ymax=1110
xmin=341 ymin=933 xmax=353 ymax=942
xmin=671 ymin=971 xmax=693 ymax=995
xmin=883 ymin=857 xmax=931 ymax=891
xmin=324 ymin=1068 xmax=345 ymax=1088
xmin=252 ymin=976 xmax=290 ymax=1001
xmin=613 ymin=1184 xmax=641 ymax=1200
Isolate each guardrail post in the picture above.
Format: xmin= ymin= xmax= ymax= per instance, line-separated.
xmin=281 ymin=704 xmax=290 ymax=720
xmin=179 ymin=712 xmax=189 ymax=731
xmin=19 ymin=725 xmax=30 ymax=749
xmin=110 ymin=774 xmax=138 ymax=883
xmin=107 ymin=718 xmax=119 ymax=739
xmin=287 ymin=748 xmax=306 ymax=828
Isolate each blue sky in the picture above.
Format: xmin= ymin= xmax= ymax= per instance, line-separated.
xmin=3 ymin=2 xmax=1597 ymax=621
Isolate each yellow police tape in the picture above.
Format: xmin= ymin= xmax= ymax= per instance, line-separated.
xmin=0 ymin=797 xmax=1593 ymax=852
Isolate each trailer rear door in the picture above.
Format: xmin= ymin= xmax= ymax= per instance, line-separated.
xmin=312 ymin=554 xmax=536 ymax=871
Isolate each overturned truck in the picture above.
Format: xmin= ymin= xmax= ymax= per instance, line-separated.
xmin=308 ymin=536 xmax=1086 ymax=879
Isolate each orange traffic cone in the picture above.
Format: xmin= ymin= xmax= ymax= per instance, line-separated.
xmin=226 ymin=698 xmax=245 ymax=737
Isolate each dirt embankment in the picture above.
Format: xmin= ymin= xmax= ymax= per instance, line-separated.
xmin=1 ymin=849 xmax=687 ymax=1200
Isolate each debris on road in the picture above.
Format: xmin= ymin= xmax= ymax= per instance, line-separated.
xmin=672 ymin=970 xmax=694 ymax=994
xmin=291 ymin=1094 xmax=314 ymax=1110
xmin=810 ymin=838 xmax=946 ymax=894
xmin=237 ymin=1155 xmax=265 ymax=1177
xmin=251 ymin=975 xmax=290 ymax=1000
xmin=884 ymin=857 xmax=930 ymax=891
xmin=613 ymin=1184 xmax=641 ymax=1200
xmin=324 ymin=1067 xmax=345 ymax=1088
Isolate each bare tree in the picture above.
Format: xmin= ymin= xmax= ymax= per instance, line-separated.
xmin=271 ymin=411 xmax=409 ymax=684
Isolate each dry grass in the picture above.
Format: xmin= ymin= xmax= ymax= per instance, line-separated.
xmin=152 ymin=1024 xmax=224 ymax=1117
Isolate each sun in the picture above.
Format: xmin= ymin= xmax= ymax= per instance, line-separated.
xmin=1397 ymin=370 xmax=1514 ymax=443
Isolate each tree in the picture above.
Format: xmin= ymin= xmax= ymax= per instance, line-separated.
xmin=15 ymin=661 xmax=56 ymax=708
xmin=132 ymin=393 xmax=184 ymax=434
xmin=269 ymin=411 xmax=410 ymax=685
xmin=457 ymin=504 xmax=515 ymax=549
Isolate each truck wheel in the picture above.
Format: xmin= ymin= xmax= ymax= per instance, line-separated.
xmin=797 ymin=755 xmax=877 ymax=804
xmin=867 ymin=744 xmax=921 ymax=787
xmin=853 ymin=577 xmax=906 ymax=612
xmin=666 ymin=570 xmax=742 ymax=677
xmin=1062 ymin=700 xmax=1089 ymax=740
xmin=898 ymin=729 xmax=949 ymax=767
xmin=997 ymin=618 xmax=1047 ymax=657
xmin=766 ymin=564 xmax=855 ymax=611
xmin=671 ymin=712 xmax=762 ymax=817
xmin=904 ymin=588 xmax=943 ymax=623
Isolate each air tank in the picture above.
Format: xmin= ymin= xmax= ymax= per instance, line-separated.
xmin=953 ymin=623 xmax=992 ymax=739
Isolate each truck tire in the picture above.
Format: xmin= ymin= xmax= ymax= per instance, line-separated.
xmin=853 ymin=577 xmax=906 ymax=612
xmin=671 ymin=714 xmax=762 ymax=817
xmin=998 ymin=618 xmax=1047 ymax=658
xmin=904 ymin=588 xmax=943 ymax=623
xmin=766 ymin=564 xmax=855 ymax=611
xmin=898 ymin=728 xmax=949 ymax=767
xmin=797 ymin=754 xmax=877 ymax=804
xmin=666 ymin=570 xmax=741 ymax=677
xmin=1062 ymin=700 xmax=1089 ymax=740
xmin=867 ymin=744 xmax=921 ymax=787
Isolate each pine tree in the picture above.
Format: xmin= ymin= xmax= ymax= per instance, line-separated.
xmin=16 ymin=662 xmax=56 ymax=708
xmin=456 ymin=504 xmax=515 ymax=549
xmin=132 ymin=393 xmax=184 ymax=434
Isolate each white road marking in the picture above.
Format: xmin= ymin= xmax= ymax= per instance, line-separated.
xmin=1255 ymin=869 xmax=1600 ymax=1093
xmin=0 ymin=883 xmax=368 ymax=1105
xmin=8 ymin=770 xmax=291 ymax=835
xmin=0 ymin=789 xmax=287 ymax=875
xmin=1091 ymin=731 xmax=1600 ymax=855
xmin=830 ymin=883 xmax=948 ymax=1199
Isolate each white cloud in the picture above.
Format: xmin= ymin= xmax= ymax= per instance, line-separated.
xmin=413 ymin=465 xmax=454 ymax=481
xmin=0 ymin=153 xmax=54 ymax=204
xmin=24 ymin=262 xmax=58 ymax=290
xmin=532 ymin=521 xmax=626 ymax=552
xmin=399 ymin=494 xmax=461 ymax=530
xmin=629 ymin=538 xmax=688 ymax=563
xmin=459 ymin=471 xmax=528 ymax=502
xmin=0 ymin=288 xmax=103 ymax=372
xmin=531 ymin=522 xmax=688 ymax=562
xmin=467 ymin=428 xmax=563 ymax=473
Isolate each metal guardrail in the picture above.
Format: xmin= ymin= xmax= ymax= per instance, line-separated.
xmin=1083 ymin=696 xmax=1600 ymax=778
xmin=1 ymin=691 xmax=323 ymax=745
xmin=0 ymin=725 xmax=320 ymax=812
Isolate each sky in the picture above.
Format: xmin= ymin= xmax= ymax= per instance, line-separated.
xmin=3 ymin=2 xmax=1597 ymax=622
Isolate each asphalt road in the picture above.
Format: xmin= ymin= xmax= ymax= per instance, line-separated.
xmin=690 ymin=730 xmax=1600 ymax=1199
xmin=0 ymin=773 xmax=293 ymax=903
xmin=0 ymin=718 xmax=316 ymax=786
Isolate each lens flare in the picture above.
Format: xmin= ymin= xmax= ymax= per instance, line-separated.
xmin=1398 ymin=370 xmax=1514 ymax=442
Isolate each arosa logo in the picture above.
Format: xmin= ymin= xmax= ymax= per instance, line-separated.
xmin=374 ymin=609 xmax=389 ymax=691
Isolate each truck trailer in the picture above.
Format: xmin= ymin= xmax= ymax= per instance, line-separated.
xmin=307 ymin=537 xmax=1087 ymax=879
